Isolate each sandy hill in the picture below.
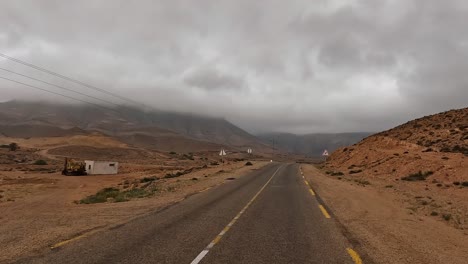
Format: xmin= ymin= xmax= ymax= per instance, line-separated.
xmin=257 ymin=132 xmax=372 ymax=156
xmin=325 ymin=107 xmax=468 ymax=182
xmin=0 ymin=101 xmax=269 ymax=152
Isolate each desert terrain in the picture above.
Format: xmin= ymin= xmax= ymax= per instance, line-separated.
xmin=0 ymin=133 xmax=269 ymax=263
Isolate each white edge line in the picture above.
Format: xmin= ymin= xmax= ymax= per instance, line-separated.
xmin=189 ymin=165 xmax=282 ymax=264
xmin=190 ymin=250 xmax=209 ymax=264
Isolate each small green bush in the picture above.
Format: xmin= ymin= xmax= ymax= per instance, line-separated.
xmin=80 ymin=187 xmax=120 ymax=204
xmin=442 ymin=214 xmax=452 ymax=221
xmin=330 ymin=172 xmax=344 ymax=176
xmin=8 ymin=143 xmax=18 ymax=151
xmin=140 ymin=176 xmax=159 ymax=183
xmin=33 ymin=160 xmax=48 ymax=165
xmin=401 ymin=171 xmax=434 ymax=181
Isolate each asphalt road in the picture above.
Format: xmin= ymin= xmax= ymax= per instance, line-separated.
xmin=17 ymin=163 xmax=358 ymax=264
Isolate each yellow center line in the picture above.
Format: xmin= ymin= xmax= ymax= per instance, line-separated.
xmin=50 ymin=232 xmax=93 ymax=249
xmin=190 ymin=165 xmax=283 ymax=264
xmin=309 ymin=189 xmax=315 ymax=196
xmin=347 ymin=248 xmax=363 ymax=264
xmin=318 ymin=204 xmax=331 ymax=219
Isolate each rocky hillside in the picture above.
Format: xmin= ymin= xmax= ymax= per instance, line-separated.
xmin=257 ymin=132 xmax=372 ymax=156
xmin=325 ymin=107 xmax=468 ymax=182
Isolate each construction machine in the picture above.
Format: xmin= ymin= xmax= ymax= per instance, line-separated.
xmin=62 ymin=158 xmax=87 ymax=176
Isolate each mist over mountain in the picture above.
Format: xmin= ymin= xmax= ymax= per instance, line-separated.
xmin=0 ymin=101 xmax=269 ymax=152
xmin=257 ymin=132 xmax=373 ymax=156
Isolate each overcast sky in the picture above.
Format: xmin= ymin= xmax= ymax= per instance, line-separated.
xmin=0 ymin=0 xmax=467 ymax=134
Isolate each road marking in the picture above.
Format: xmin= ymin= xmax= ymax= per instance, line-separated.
xmin=304 ymin=180 xmax=309 ymax=186
xmin=190 ymin=166 xmax=282 ymax=264
xmin=318 ymin=204 xmax=331 ymax=219
xmin=347 ymin=248 xmax=363 ymax=264
xmin=309 ymin=189 xmax=315 ymax=196
xmin=199 ymin=187 xmax=212 ymax=193
xmin=50 ymin=232 xmax=92 ymax=249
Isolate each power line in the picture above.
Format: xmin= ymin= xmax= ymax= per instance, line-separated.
xmin=0 ymin=67 xmax=120 ymax=107
xmin=0 ymin=52 xmax=143 ymax=106
xmin=0 ymin=75 xmax=119 ymax=112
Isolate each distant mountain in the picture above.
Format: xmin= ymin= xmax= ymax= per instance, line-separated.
xmin=0 ymin=101 xmax=269 ymax=152
xmin=257 ymin=132 xmax=373 ymax=156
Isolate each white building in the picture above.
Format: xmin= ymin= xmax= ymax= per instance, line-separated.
xmin=85 ymin=160 xmax=119 ymax=175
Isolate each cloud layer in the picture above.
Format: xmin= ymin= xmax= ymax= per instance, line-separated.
xmin=1 ymin=0 xmax=467 ymax=133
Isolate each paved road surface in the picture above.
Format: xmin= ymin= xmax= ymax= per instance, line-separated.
xmin=17 ymin=163 xmax=359 ymax=264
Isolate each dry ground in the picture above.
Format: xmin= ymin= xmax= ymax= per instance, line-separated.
xmin=0 ymin=159 xmax=268 ymax=263
xmin=302 ymin=164 xmax=468 ymax=264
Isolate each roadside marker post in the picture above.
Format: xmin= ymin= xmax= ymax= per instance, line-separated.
xmin=219 ymin=149 xmax=227 ymax=164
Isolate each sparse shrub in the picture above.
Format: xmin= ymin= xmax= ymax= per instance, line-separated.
xmin=169 ymin=151 xmax=177 ymax=155
xmin=182 ymin=153 xmax=194 ymax=160
xmin=436 ymin=183 xmax=443 ymax=187
xmin=245 ymin=161 xmax=253 ymax=166
xmin=461 ymin=182 xmax=468 ymax=187
xmin=210 ymin=161 xmax=219 ymax=166
xmin=430 ymin=211 xmax=438 ymax=216
xmin=330 ymin=172 xmax=344 ymax=176
xmin=191 ymin=177 xmax=198 ymax=181
xmin=440 ymin=147 xmax=451 ymax=152
xmin=337 ymin=177 xmax=342 ymax=180
xmin=421 ymin=200 xmax=428 ymax=205
xmin=442 ymin=214 xmax=452 ymax=221
xmin=33 ymin=160 xmax=47 ymax=165
xmin=385 ymin=185 xmax=393 ymax=188
xmin=140 ymin=176 xmax=158 ymax=183
xmin=349 ymin=170 xmax=363 ymax=174
xmin=80 ymin=187 xmax=120 ymax=204
xmin=422 ymin=148 xmax=433 ymax=152
xmin=441 ymin=157 xmax=449 ymax=160
xmin=401 ymin=171 xmax=434 ymax=181
xmin=8 ymin=143 xmax=18 ymax=151
xmin=453 ymin=181 xmax=460 ymax=186
xmin=355 ymin=179 xmax=370 ymax=185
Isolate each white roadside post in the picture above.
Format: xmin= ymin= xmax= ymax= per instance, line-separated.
xmin=322 ymin=149 xmax=329 ymax=160
xmin=219 ymin=149 xmax=227 ymax=164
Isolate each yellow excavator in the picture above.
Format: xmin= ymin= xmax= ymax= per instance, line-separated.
xmin=62 ymin=158 xmax=87 ymax=176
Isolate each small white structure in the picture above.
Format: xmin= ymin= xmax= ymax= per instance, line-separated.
xmin=85 ymin=160 xmax=119 ymax=175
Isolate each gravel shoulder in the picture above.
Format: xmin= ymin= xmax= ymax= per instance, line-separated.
xmin=302 ymin=164 xmax=468 ymax=264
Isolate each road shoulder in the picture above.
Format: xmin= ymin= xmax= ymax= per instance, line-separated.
xmin=302 ymin=164 xmax=468 ymax=264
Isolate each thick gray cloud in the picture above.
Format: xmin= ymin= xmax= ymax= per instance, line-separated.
xmin=0 ymin=0 xmax=467 ymax=134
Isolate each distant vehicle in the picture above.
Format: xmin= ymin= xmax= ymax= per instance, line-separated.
xmin=62 ymin=158 xmax=87 ymax=176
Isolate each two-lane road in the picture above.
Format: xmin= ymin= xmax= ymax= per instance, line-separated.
xmin=17 ymin=163 xmax=361 ymax=264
